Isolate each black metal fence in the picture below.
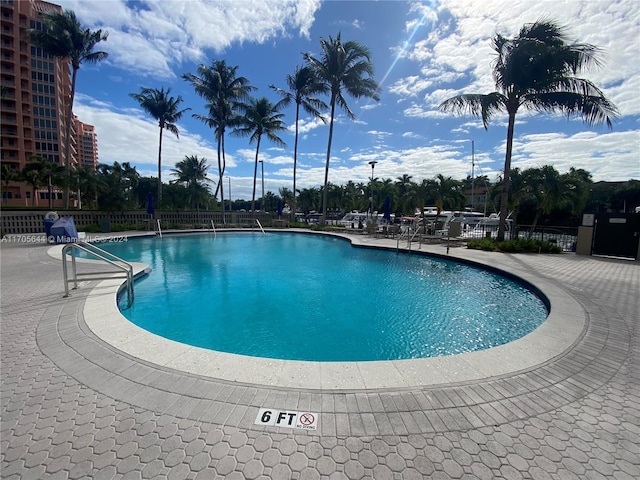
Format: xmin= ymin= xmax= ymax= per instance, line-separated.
xmin=514 ymin=225 xmax=579 ymax=252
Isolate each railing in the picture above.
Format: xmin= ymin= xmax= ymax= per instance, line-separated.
xmin=210 ymin=220 xmax=217 ymax=237
xmin=255 ymin=219 xmax=266 ymax=234
xmin=61 ymin=241 xmax=135 ymax=308
xmin=515 ymin=225 xmax=578 ymax=252
xmin=156 ymin=219 xmax=162 ymax=238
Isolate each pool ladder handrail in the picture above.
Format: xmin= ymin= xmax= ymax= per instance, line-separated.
xmin=396 ymin=225 xmax=421 ymax=251
xmin=255 ymin=219 xmax=266 ymax=234
xmin=62 ymin=241 xmax=135 ymax=308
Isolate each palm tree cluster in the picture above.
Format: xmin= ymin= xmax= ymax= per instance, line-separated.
xmin=19 ymin=10 xmax=620 ymax=231
xmin=178 ymin=33 xmax=380 ymax=224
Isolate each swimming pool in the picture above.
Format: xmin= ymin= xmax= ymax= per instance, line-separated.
xmin=95 ymin=232 xmax=548 ymax=362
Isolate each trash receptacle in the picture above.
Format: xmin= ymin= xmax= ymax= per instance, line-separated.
xmin=44 ymin=218 xmax=55 ymax=241
xmin=100 ymin=217 xmax=111 ymax=233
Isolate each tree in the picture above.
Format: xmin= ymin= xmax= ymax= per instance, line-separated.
xmin=29 ymin=9 xmax=108 ymax=208
xmin=96 ymin=161 xmax=139 ymax=211
xmin=130 ymin=87 xmax=189 ymax=203
xmin=73 ymin=164 xmax=104 ymax=210
xmin=304 ymin=33 xmax=380 ymax=225
xmin=270 ymin=66 xmax=328 ymax=220
xmin=433 ymin=174 xmax=465 ymax=213
xmin=439 ymin=19 xmax=618 ymax=240
xmin=170 ymin=155 xmax=213 ymax=209
xmin=233 ymin=97 xmax=287 ymax=214
xmin=1 ymin=164 xmax=20 ymax=205
xmin=21 ymin=155 xmax=63 ymax=207
xmin=183 ymin=61 xmax=254 ymax=223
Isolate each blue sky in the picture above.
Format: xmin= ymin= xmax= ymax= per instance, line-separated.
xmin=59 ymin=0 xmax=639 ymax=201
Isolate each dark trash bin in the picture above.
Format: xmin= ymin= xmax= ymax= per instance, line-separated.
xmin=100 ymin=217 xmax=111 ymax=233
xmin=44 ymin=218 xmax=56 ymax=241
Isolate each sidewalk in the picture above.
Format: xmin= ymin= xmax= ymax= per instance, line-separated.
xmin=1 ymin=231 xmax=639 ymax=479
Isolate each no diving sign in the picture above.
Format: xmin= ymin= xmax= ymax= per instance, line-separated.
xmin=255 ymin=408 xmax=318 ymax=430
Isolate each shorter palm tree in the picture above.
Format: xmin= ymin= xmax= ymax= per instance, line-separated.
xmin=1 ymin=164 xmax=20 ymax=205
xmin=270 ymin=66 xmax=327 ymax=220
xmin=130 ymin=87 xmax=190 ymax=203
xmin=233 ymin=97 xmax=287 ymax=214
xmin=171 ymin=155 xmax=213 ymax=209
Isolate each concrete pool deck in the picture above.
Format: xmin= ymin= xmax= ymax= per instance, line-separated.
xmin=1 ymin=229 xmax=639 ymax=479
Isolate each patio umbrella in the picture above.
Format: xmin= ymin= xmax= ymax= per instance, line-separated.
xmin=277 ymin=199 xmax=283 ymax=218
xmin=383 ymin=196 xmax=391 ymax=222
xmin=147 ymin=192 xmax=154 ymax=216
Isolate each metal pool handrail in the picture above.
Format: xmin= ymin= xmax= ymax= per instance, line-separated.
xmin=61 ymin=241 xmax=135 ymax=308
xmin=255 ymin=219 xmax=266 ymax=234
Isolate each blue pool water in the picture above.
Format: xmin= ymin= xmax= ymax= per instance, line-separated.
xmin=97 ymin=233 xmax=548 ymax=361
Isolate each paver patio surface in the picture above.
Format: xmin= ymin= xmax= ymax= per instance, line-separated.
xmin=1 ymin=231 xmax=638 ymax=479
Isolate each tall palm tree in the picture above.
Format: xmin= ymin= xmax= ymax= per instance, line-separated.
xmin=130 ymin=87 xmax=189 ymax=203
xmin=183 ymin=61 xmax=254 ymax=223
xmin=270 ymin=66 xmax=328 ymax=220
xmin=233 ymin=97 xmax=287 ymax=214
xmin=29 ymin=9 xmax=108 ymax=208
xmin=171 ymin=155 xmax=212 ymax=209
xmin=439 ymin=19 xmax=618 ymax=240
xmin=304 ymin=33 xmax=380 ymax=225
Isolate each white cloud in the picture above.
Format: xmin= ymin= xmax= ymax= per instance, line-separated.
xmin=61 ymin=0 xmax=322 ymax=78
xmin=73 ymin=94 xmax=220 ymax=173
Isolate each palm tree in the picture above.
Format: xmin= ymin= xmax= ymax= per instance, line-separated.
xmin=130 ymin=87 xmax=189 ymax=203
xmin=233 ymin=97 xmax=287 ymax=214
xmin=21 ymin=155 xmax=63 ymax=207
xmin=171 ymin=155 xmax=213 ymax=209
xmin=1 ymin=164 xmax=19 ymax=205
xmin=183 ymin=61 xmax=254 ymax=223
xmin=29 ymin=9 xmax=108 ymax=208
xmin=270 ymin=66 xmax=328 ymax=220
xmin=439 ymin=19 xmax=618 ymax=240
xmin=433 ymin=174 xmax=465 ymax=213
xmin=304 ymin=33 xmax=380 ymax=225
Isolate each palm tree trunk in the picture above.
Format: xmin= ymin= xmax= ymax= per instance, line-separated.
xmin=157 ymin=125 xmax=164 ymax=204
xmin=292 ymin=102 xmax=300 ymax=223
xmin=63 ymin=67 xmax=78 ymax=209
xmin=321 ymin=99 xmax=337 ymax=226
xmin=251 ymin=135 xmax=262 ymax=215
xmin=498 ymin=111 xmax=516 ymax=241
xmin=220 ymin=133 xmax=226 ymax=224
xmin=47 ymin=175 xmax=52 ymax=209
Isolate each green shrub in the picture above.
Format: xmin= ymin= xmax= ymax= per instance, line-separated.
xmin=78 ymin=224 xmax=101 ymax=233
xmin=467 ymin=238 xmax=498 ymax=251
xmin=467 ymin=237 xmax=562 ymax=254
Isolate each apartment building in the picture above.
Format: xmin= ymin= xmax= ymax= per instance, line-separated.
xmin=75 ymin=115 xmax=98 ymax=169
xmin=1 ymin=0 xmax=98 ymax=207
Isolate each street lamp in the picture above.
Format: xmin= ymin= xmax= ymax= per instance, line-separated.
xmin=259 ymin=160 xmax=265 ymax=211
xmin=368 ymin=161 xmax=377 ymax=217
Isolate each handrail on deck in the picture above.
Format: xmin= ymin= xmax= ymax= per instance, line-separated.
xmin=210 ymin=220 xmax=217 ymax=237
xmin=156 ymin=219 xmax=162 ymax=238
xmin=61 ymin=241 xmax=135 ymax=308
xmin=255 ymin=219 xmax=266 ymax=234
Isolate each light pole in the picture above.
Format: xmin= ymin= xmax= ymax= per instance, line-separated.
xmin=368 ymin=160 xmax=377 ymax=217
xmin=259 ymin=160 xmax=265 ymax=211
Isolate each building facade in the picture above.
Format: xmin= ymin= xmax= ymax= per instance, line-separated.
xmin=1 ymin=0 xmax=98 ymax=207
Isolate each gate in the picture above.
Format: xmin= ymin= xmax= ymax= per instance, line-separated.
xmin=592 ymin=213 xmax=640 ymax=259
